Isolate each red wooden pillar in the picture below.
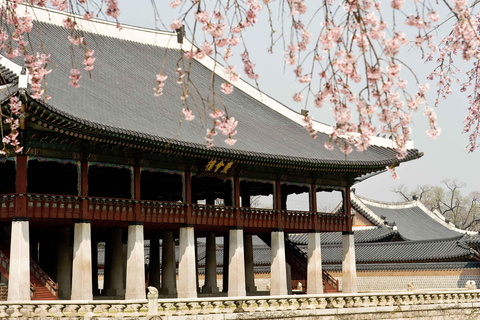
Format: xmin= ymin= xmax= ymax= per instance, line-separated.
xmin=183 ymin=171 xmax=193 ymax=224
xmin=310 ymin=183 xmax=319 ymax=230
xmin=80 ymin=160 xmax=89 ymax=219
xmin=343 ymin=186 xmax=353 ymax=231
xmin=133 ymin=166 xmax=141 ymax=221
xmin=274 ymin=180 xmax=284 ymax=229
xmin=15 ymin=155 xmax=27 ymax=217
xmin=233 ymin=177 xmax=242 ymax=227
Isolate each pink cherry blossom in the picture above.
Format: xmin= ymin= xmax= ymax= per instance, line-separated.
xmin=83 ymin=50 xmax=95 ymax=71
xmin=182 ymin=108 xmax=195 ymax=121
xmin=170 ymin=19 xmax=183 ymax=30
xmin=106 ymin=0 xmax=120 ymax=19
xmin=169 ymin=0 xmax=182 ymax=8
xmin=221 ymin=82 xmax=234 ymax=94
xmin=68 ymin=36 xmax=84 ymax=45
xmin=154 ymin=73 xmax=167 ymax=96
xmin=293 ymin=92 xmax=303 ymax=102
xmin=69 ymin=69 xmax=81 ymax=88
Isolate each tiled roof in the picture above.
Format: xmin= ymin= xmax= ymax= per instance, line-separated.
xmin=360 ymin=202 xmax=464 ymax=241
xmin=319 ymin=236 xmax=476 ymax=264
xmin=287 ymin=227 xmax=396 ymax=245
xmin=2 ymin=12 xmax=422 ymax=171
xmin=465 ymin=235 xmax=480 ymax=245
xmin=196 ymin=235 xmax=476 ymax=267
xmin=323 ymin=261 xmax=480 ymax=272
xmin=0 ymin=65 xmax=18 ymax=86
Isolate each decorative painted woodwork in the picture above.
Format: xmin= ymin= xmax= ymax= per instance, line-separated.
xmin=1 ymin=193 xmax=351 ymax=232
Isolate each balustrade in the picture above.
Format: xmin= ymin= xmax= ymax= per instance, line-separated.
xmin=0 ymin=195 xmax=16 ymax=218
xmin=1 ymin=194 xmax=350 ymax=232
xmin=1 ymin=290 xmax=480 ymax=318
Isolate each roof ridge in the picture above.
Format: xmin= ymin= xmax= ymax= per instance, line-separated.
xmin=355 ymin=194 xmax=418 ymax=207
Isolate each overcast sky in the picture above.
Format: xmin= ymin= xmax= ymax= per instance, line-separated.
xmin=109 ymin=0 xmax=480 ymax=207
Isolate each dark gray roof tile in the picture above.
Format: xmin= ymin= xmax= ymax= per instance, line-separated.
xmin=288 ymin=227 xmax=396 ymax=245
xmin=362 ymin=202 xmax=463 ymax=241
xmin=6 ymin=20 xmax=422 ymax=169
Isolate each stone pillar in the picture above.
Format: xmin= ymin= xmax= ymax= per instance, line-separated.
xmin=286 ymin=263 xmax=292 ymax=295
xmin=178 ymin=225 xmax=196 ymax=298
xmin=270 ymin=229 xmax=288 ymax=296
xmin=222 ymin=233 xmax=229 ymax=293
xmin=91 ymin=236 xmax=99 ymax=295
xmin=342 ymin=231 xmax=357 ymax=293
xmin=195 ymin=237 xmax=200 ymax=293
xmin=160 ymin=231 xmax=177 ymax=296
xmin=8 ymin=218 xmax=30 ymax=301
xmin=56 ymin=227 xmax=72 ymax=300
xmin=71 ymin=220 xmax=93 ymax=300
xmin=105 ymin=228 xmax=125 ymax=297
xmin=202 ymin=232 xmax=219 ymax=293
xmin=228 ymin=228 xmax=246 ymax=297
xmin=149 ymin=235 xmax=161 ymax=290
xmin=125 ymin=223 xmax=146 ymax=300
xmin=244 ymin=233 xmax=256 ymax=293
xmin=307 ymin=231 xmax=323 ymax=294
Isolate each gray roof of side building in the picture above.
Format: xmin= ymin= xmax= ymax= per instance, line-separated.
xmin=197 ymin=235 xmax=476 ymax=267
xmin=319 ymin=236 xmax=476 ymax=264
xmin=287 ymin=227 xmax=396 ymax=245
xmin=360 ymin=202 xmax=464 ymax=241
xmin=1 ymin=14 xmax=422 ymax=171
xmin=331 ymin=193 xmax=472 ymax=242
xmin=322 ymin=261 xmax=480 ymax=272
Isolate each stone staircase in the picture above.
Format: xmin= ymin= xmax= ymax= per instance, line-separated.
xmin=0 ymin=241 xmax=58 ymax=300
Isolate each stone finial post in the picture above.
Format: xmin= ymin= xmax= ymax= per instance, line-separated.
xmin=147 ymin=286 xmax=159 ymax=316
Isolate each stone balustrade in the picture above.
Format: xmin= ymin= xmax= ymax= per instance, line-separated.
xmin=3 ymin=289 xmax=480 ymax=319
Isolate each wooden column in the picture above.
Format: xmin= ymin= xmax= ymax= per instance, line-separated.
xmin=310 ymin=183 xmax=319 ymax=230
xmin=183 ymin=171 xmax=193 ymax=224
xmin=343 ymin=186 xmax=353 ymax=231
xmin=274 ymin=180 xmax=284 ymax=229
xmin=15 ymin=155 xmax=27 ymax=218
xmin=133 ymin=166 xmax=141 ymax=221
xmin=274 ymin=180 xmax=282 ymax=210
xmin=309 ymin=183 xmax=317 ymax=212
xmin=80 ymin=160 xmax=89 ymax=219
xmin=233 ymin=177 xmax=242 ymax=226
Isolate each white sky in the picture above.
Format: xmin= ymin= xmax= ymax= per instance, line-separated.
xmin=108 ymin=0 xmax=480 ymax=208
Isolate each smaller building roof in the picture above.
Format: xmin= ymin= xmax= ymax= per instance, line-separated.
xmin=319 ymin=236 xmax=476 ymax=264
xmin=288 ymin=227 xmax=396 ymax=245
xmin=348 ymin=193 xmax=474 ymax=241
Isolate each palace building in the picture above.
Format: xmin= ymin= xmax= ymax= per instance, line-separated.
xmin=0 ymin=7 xmax=422 ymax=301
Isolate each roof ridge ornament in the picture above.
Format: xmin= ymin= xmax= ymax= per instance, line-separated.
xmin=175 ymin=25 xmax=185 ymax=44
xmin=19 ymin=66 xmax=27 ymax=89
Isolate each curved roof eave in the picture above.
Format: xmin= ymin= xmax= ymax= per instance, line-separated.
xmin=21 ymin=90 xmax=423 ymax=173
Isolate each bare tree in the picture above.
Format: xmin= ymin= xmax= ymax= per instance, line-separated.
xmin=392 ymin=179 xmax=480 ymax=231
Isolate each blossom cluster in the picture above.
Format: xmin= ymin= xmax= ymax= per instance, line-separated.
xmin=204 ymin=110 xmax=238 ymax=147
xmin=0 ymin=97 xmax=23 ymax=155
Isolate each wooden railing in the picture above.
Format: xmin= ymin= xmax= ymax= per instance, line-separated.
xmin=30 ymin=259 xmax=58 ymax=298
xmin=284 ymin=236 xmax=339 ymax=292
xmin=0 ymin=194 xmax=352 ymax=232
xmin=322 ymin=270 xmax=339 ymax=291
xmin=0 ymin=245 xmax=33 ymax=298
